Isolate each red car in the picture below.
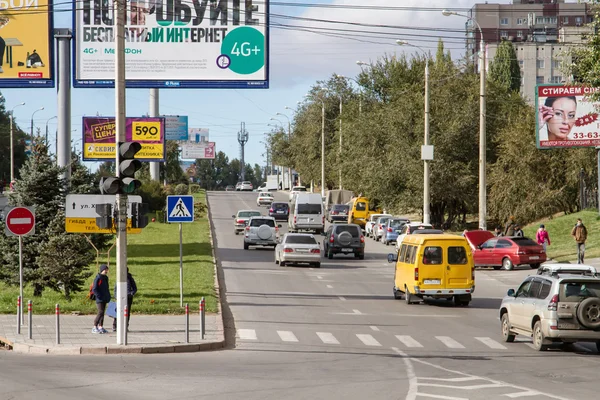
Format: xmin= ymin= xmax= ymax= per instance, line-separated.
xmin=464 ymin=231 xmax=546 ymax=270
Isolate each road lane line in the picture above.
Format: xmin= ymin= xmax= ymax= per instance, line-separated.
xmin=395 ymin=335 xmax=423 ymax=348
xmin=413 ymin=394 xmax=467 ymax=400
xmin=326 ymin=285 xmax=333 ymax=288
xmin=504 ymin=391 xmax=544 ymax=398
xmin=356 ymin=334 xmax=381 ymax=347
xmin=338 ymin=296 xmax=346 ymax=301
xmin=435 ymin=336 xmax=465 ymax=349
xmin=317 ymin=276 xmax=323 ymax=280
xmin=370 ymin=326 xmax=380 ymax=331
xmin=475 ymin=337 xmax=507 ymax=350
xmin=317 ymin=332 xmax=339 ymax=345
xmin=277 ymin=330 xmax=299 ymax=342
xmin=391 ymin=347 xmax=418 ymax=400
xmin=352 ymin=309 xmax=362 ymax=315
xmin=237 ymin=329 xmax=257 ymax=340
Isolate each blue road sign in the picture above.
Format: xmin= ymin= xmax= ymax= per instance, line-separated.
xmin=167 ymin=195 xmax=194 ymax=223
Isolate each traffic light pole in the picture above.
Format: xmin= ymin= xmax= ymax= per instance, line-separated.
xmin=149 ymin=89 xmax=160 ymax=182
xmin=115 ymin=0 xmax=128 ymax=346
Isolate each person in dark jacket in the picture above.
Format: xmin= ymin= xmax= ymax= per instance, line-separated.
xmin=92 ymin=264 xmax=111 ymax=334
xmin=112 ymin=268 xmax=138 ymax=332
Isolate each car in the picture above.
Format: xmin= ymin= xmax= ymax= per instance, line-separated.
xmin=243 ymin=216 xmax=281 ymax=250
xmin=326 ymin=204 xmax=350 ymax=223
xmin=288 ymin=185 xmax=307 ymax=201
xmin=394 ymin=222 xmax=434 ymax=251
xmin=235 ymin=182 xmax=242 ymax=191
xmin=365 ymin=214 xmax=392 ymax=238
xmin=323 ymin=223 xmax=365 ymax=259
xmin=381 ymin=218 xmax=410 ymax=246
xmin=275 ymin=233 xmax=321 ymax=267
xmin=232 ymin=210 xmax=262 ymax=234
xmin=464 ymin=231 xmax=546 ymax=270
xmin=240 ymin=181 xmax=253 ymax=191
xmin=225 ymin=185 xmax=236 ymax=191
xmin=256 ymin=191 xmax=274 ymax=206
xmin=537 ymin=263 xmax=599 ymax=277
xmin=499 ymin=270 xmax=600 ymax=351
xmin=289 ymin=193 xmax=325 ymax=234
xmin=373 ymin=216 xmax=394 ymax=241
xmin=269 ymin=202 xmax=289 ymax=221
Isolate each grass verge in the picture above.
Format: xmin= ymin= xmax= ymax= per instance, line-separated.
xmin=0 ymin=190 xmax=217 ymax=315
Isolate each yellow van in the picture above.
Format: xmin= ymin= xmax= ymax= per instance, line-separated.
xmin=388 ymin=234 xmax=475 ymax=306
xmin=346 ymin=196 xmax=382 ymax=228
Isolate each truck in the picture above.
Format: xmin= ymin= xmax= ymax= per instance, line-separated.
xmin=324 ymin=189 xmax=354 ymax=210
xmin=256 ymin=175 xmax=279 ymax=191
xmin=345 ymin=196 xmax=382 ymax=230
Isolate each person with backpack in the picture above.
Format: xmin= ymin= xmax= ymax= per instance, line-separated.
xmin=112 ymin=268 xmax=138 ymax=332
xmin=92 ymin=264 xmax=111 ymax=334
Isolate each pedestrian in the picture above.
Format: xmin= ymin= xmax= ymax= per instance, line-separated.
xmin=536 ymin=224 xmax=551 ymax=253
xmin=504 ymin=216 xmax=516 ymax=236
xmin=92 ymin=264 xmax=111 ymax=334
xmin=514 ymin=224 xmax=524 ymax=237
xmin=494 ymin=226 xmax=503 ymax=237
xmin=112 ymin=268 xmax=137 ymax=332
xmin=571 ymin=218 xmax=588 ymax=264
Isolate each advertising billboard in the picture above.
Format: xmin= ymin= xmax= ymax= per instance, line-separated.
xmin=536 ymin=85 xmax=600 ymax=149
xmin=164 ymin=115 xmax=188 ymax=140
xmin=181 ymin=141 xmax=215 ymax=159
xmin=0 ymin=0 xmax=54 ymax=87
xmin=82 ymin=117 xmax=165 ymax=161
xmin=188 ymin=128 xmax=209 ymax=143
xmin=73 ymin=0 xmax=269 ymax=89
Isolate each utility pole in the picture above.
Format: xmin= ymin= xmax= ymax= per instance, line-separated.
xmin=338 ymin=97 xmax=342 ymax=190
xmin=55 ymin=29 xmax=72 ymax=182
xmin=149 ymin=89 xmax=160 ymax=182
xmin=238 ymin=122 xmax=249 ymax=180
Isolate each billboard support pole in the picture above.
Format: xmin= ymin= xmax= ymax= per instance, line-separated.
xmin=55 ymin=29 xmax=72 ymax=183
xmin=597 ymin=148 xmax=600 ymax=214
xmin=149 ymin=89 xmax=161 ymax=183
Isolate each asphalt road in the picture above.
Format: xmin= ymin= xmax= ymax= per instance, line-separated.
xmin=2 ymin=190 xmax=600 ymax=400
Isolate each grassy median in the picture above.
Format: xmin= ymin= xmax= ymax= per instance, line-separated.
xmin=0 ymin=191 xmax=217 ymax=315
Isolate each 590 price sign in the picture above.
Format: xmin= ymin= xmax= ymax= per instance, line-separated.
xmin=132 ymin=121 xmax=162 ymax=141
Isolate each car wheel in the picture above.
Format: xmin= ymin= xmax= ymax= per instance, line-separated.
xmin=530 ymin=263 xmax=541 ymax=269
xmin=532 ymin=321 xmax=548 ymax=351
xmin=501 ymin=313 xmax=515 ymax=343
xmin=358 ymin=253 xmax=365 ymax=260
xmin=384 ymin=240 xmax=389 ymax=246
xmin=576 ymin=297 xmax=600 ymax=330
xmin=275 ymin=253 xmax=279 ymax=264
xmin=502 ymin=258 xmax=514 ymax=271
xmin=243 ymin=242 xmax=249 ymax=250
xmin=280 ymin=260 xmax=286 ymax=267
xmin=315 ymin=262 xmax=321 ymax=268
xmin=393 ymin=286 xmax=402 ymax=300
xmin=405 ymin=286 xmax=415 ymax=305
xmin=234 ymin=231 xmax=238 ymax=235
xmin=328 ymin=249 xmax=334 ymax=259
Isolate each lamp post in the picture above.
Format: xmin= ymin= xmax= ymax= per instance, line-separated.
xmin=397 ymin=40 xmax=431 ymax=225
xmin=10 ymin=102 xmax=25 ymax=185
xmin=443 ymin=9 xmax=487 ymax=230
xmin=305 ymin=94 xmax=326 ymax=198
xmin=30 ymin=107 xmax=45 ymax=138
xmin=276 ymin=111 xmax=293 ymax=190
xmin=45 ymin=116 xmax=57 ymax=148
xmin=336 ymin=74 xmax=363 ymax=115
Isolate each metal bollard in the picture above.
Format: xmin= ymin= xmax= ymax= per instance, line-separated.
xmin=124 ymin=305 xmax=128 ymax=345
xmin=55 ymin=304 xmax=60 ymax=345
xmin=185 ymin=303 xmax=189 ymax=343
xmin=27 ymin=300 xmax=32 ymax=340
xmin=16 ymin=296 xmax=21 ymax=335
xmin=200 ymin=297 xmax=206 ymax=339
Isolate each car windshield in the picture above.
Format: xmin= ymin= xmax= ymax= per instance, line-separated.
xmin=335 ymin=225 xmax=360 ymax=237
xmin=250 ymin=219 xmax=275 ymax=227
xmin=239 ymin=211 xmax=261 ymax=218
xmin=242 ymin=181 xmax=251 ymax=185
xmin=293 ymin=187 xmax=306 ymax=192
xmin=333 ymin=205 xmax=349 ymax=212
xmin=560 ymin=281 xmax=600 ymax=301
xmin=377 ymin=217 xmax=391 ymax=225
xmin=285 ymin=235 xmax=317 ymax=244
xmin=355 ymin=202 xmax=366 ymax=211
xmin=512 ymin=237 xmax=538 ymax=246
xmin=259 ymin=193 xmax=272 ymax=197
xmin=272 ymin=203 xmax=288 ymax=210
xmin=298 ymin=204 xmax=321 ymax=214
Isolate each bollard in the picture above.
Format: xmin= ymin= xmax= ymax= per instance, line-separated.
xmin=200 ymin=297 xmax=206 ymax=340
xmin=185 ymin=303 xmax=189 ymax=343
xmin=124 ymin=305 xmax=129 ymax=346
xmin=16 ymin=296 xmax=21 ymax=335
xmin=27 ymin=300 xmax=32 ymax=340
xmin=55 ymin=304 xmax=60 ymax=345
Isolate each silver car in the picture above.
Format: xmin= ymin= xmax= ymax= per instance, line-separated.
xmin=233 ymin=210 xmax=262 ymax=234
xmin=500 ymin=264 xmax=600 ymax=351
xmin=275 ymin=233 xmax=321 ymax=268
xmin=373 ymin=216 xmax=393 ymax=241
xmin=243 ymin=216 xmax=281 ymax=250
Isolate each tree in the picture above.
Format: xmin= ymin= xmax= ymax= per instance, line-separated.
xmin=161 ymin=141 xmax=187 ymax=184
xmin=0 ymin=97 xmax=28 ymax=183
xmin=488 ymin=40 xmax=521 ymax=93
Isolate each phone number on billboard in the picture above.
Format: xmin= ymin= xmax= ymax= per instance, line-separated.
xmin=572 ymin=132 xmax=600 ymax=139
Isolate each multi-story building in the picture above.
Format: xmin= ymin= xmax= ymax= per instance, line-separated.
xmin=466 ymin=0 xmax=592 ymax=102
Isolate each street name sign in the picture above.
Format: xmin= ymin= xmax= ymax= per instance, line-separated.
xmin=65 ymin=194 xmax=143 ymax=234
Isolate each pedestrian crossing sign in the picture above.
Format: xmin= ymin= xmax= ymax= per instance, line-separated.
xmin=167 ymin=195 xmax=195 ymax=223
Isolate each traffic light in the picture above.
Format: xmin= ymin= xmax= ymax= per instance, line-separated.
xmin=95 ymin=203 xmax=113 ymax=229
xmin=98 ymin=142 xmax=143 ymax=195
xmin=131 ymin=202 xmax=149 ymax=229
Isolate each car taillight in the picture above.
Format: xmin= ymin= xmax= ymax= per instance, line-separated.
xmin=294 ymin=216 xmax=297 ymax=224
xmin=269 ymin=208 xmax=273 ymax=213
xmin=283 ymin=248 xmax=293 ymax=253
xmin=237 ymin=219 xmax=245 ymax=224
xmin=548 ymin=294 xmax=559 ymax=311
xmin=414 ymin=268 xmax=419 ymax=280
xmin=310 ymin=249 xmax=320 ymax=254
xmin=387 ymin=227 xmax=393 ymax=232
xmin=322 ymin=215 xmax=325 ymax=224
xmin=245 ymin=226 xmax=250 ymax=231
xmin=360 ymin=235 xmax=364 ymax=243
xmin=330 ymin=235 xmax=334 ymax=243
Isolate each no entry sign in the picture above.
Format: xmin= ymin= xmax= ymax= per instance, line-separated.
xmin=4 ymin=207 xmax=35 ymax=236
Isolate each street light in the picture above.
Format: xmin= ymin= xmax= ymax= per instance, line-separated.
xmin=9 ymin=102 xmax=25 ymax=185
xmin=443 ymin=9 xmax=487 ymax=230
xmin=305 ymin=93 xmax=326 ymax=198
xmin=356 ymin=61 xmax=370 ymax=66
xmin=276 ymin=112 xmax=293 ymax=190
xmin=30 ymin=106 xmax=44 ymax=138
xmin=336 ymin=74 xmax=363 ymax=115
xmin=397 ymin=40 xmax=431 ymax=225
xmin=45 ymin=116 xmax=57 ymax=148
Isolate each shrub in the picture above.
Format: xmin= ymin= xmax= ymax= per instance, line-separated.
xmin=174 ymin=183 xmax=188 ymax=195
xmin=138 ymin=181 xmax=166 ymax=211
xmin=189 ymin=184 xmax=201 ymax=194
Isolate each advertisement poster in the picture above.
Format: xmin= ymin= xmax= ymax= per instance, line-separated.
xmin=0 ymin=0 xmax=54 ymax=87
xmin=74 ymin=0 xmax=269 ymax=88
xmin=82 ymin=117 xmax=165 ymax=161
xmin=181 ymin=141 xmax=215 ymax=159
xmin=164 ymin=115 xmax=188 ymax=140
xmin=536 ymin=85 xmax=600 ymax=149
xmin=188 ymin=127 xmax=209 ymax=143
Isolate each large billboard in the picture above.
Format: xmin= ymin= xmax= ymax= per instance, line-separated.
xmin=181 ymin=141 xmax=215 ymax=159
xmin=82 ymin=117 xmax=165 ymax=161
xmin=0 ymin=0 xmax=54 ymax=87
xmin=164 ymin=115 xmax=188 ymax=140
xmin=536 ymin=84 xmax=600 ymax=149
xmin=73 ymin=0 xmax=269 ymax=88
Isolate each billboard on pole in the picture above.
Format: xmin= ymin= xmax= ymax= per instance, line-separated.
xmin=537 ymin=84 xmax=600 ymax=149
xmin=181 ymin=141 xmax=215 ymax=159
xmin=164 ymin=115 xmax=188 ymax=140
xmin=73 ymin=0 xmax=269 ymax=89
xmin=82 ymin=117 xmax=166 ymax=161
xmin=0 ymin=0 xmax=54 ymax=88
xmin=188 ymin=128 xmax=209 ymax=143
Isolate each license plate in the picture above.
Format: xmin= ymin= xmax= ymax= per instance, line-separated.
xmin=558 ymin=323 xmax=579 ymax=329
xmin=342 ymin=248 xmax=353 ymax=252
xmin=296 ymin=249 xmax=308 ymax=253
xmin=529 ymin=256 xmax=540 ymax=260
xmin=277 ymin=210 xmax=285 ymax=214
xmin=424 ymin=279 xmax=441 ymax=285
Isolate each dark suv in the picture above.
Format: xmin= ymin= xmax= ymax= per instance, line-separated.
xmin=269 ymin=202 xmax=289 ymax=221
xmin=323 ymin=223 xmax=364 ymax=259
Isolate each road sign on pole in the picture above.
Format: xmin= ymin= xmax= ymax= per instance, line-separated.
xmin=167 ymin=195 xmax=195 ymax=306
xmin=65 ymin=194 xmax=142 ymax=233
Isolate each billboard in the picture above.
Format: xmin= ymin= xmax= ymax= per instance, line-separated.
xmin=0 ymin=0 xmax=54 ymax=87
xmin=164 ymin=115 xmax=188 ymax=140
xmin=73 ymin=0 xmax=269 ymax=89
xmin=188 ymin=128 xmax=209 ymax=143
xmin=181 ymin=141 xmax=215 ymax=159
xmin=82 ymin=117 xmax=165 ymax=161
xmin=537 ymin=85 xmax=600 ymax=149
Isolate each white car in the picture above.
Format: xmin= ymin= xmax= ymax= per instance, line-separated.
xmin=233 ymin=210 xmax=262 ymax=234
xmin=275 ymin=233 xmax=321 ymax=268
xmin=257 ymin=192 xmax=274 ymax=206
xmin=244 ymin=216 xmax=281 ymax=250
xmin=288 ymin=185 xmax=307 ymax=201
xmin=365 ymin=214 xmax=392 ymax=238
xmin=394 ymin=222 xmax=434 ymax=251
xmin=240 ymin=181 xmax=253 ymax=191
xmin=373 ymin=216 xmax=393 ymax=241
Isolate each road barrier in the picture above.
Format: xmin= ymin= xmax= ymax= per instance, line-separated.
xmin=185 ymin=303 xmax=189 ymax=343
xmin=16 ymin=296 xmax=21 ymax=335
xmin=199 ymin=297 xmax=205 ymax=340
xmin=55 ymin=304 xmax=60 ymax=345
xmin=27 ymin=300 xmax=32 ymax=340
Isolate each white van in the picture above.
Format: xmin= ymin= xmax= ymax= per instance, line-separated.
xmin=289 ymin=193 xmax=325 ymax=234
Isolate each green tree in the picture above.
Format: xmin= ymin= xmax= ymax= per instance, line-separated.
xmin=488 ymin=40 xmax=521 ymax=93
xmin=161 ymin=141 xmax=187 ymax=184
xmin=0 ymin=98 xmax=29 ymax=184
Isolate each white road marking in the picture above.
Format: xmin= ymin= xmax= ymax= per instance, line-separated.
xmin=317 ymin=332 xmax=339 ymax=345
xmin=309 ymin=268 xmax=314 ymax=270
xmin=475 ymin=337 xmax=507 ymax=350
xmin=419 ymin=377 xmax=480 ymax=382
xmin=237 ymin=329 xmax=257 ymax=340
xmin=370 ymin=326 xmax=380 ymax=331
xmin=356 ymin=334 xmax=381 ymax=347
xmin=435 ymin=336 xmax=465 ymax=349
xmin=277 ymin=330 xmax=298 ymax=342
xmin=317 ymin=275 xmax=323 ymax=280
xmin=326 ymin=285 xmax=333 ymax=289
xmin=412 ymin=394 xmax=467 ymax=400
xmin=395 ymin=335 xmax=423 ymax=348
xmin=391 ymin=347 xmax=418 ymax=400
xmin=352 ymin=309 xmax=362 ymax=315
xmin=504 ymin=391 xmax=545 ymax=398
xmin=338 ymin=296 xmax=346 ymax=301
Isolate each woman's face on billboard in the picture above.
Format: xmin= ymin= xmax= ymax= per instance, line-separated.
xmin=547 ymin=97 xmax=577 ymax=140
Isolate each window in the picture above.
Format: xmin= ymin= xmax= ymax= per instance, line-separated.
xmin=562 ymin=16 xmax=569 ymax=24
xmin=298 ymin=204 xmax=322 ymax=214
xmin=536 ymin=17 xmax=544 ymax=24
xmin=334 ymin=225 xmax=360 ymax=237
xmin=500 ymin=17 xmax=509 ymax=25
xmin=529 ymin=280 xmax=542 ymax=298
xmin=495 ymin=239 xmax=512 ymax=249
xmin=576 ymin=16 xmax=583 ymax=25
xmin=552 ymin=60 xmax=561 ymax=69
xmin=537 ymin=60 xmax=545 ymax=69
xmin=500 ymin=30 xmax=508 ymax=39
xmin=517 ymin=17 xmax=525 ymax=25
xmin=399 ymin=244 xmax=407 ymax=262
xmin=423 ymin=246 xmax=443 ymax=265
xmin=239 ymin=211 xmax=261 ymax=218
xmin=250 ymin=219 xmax=275 ymax=227
xmin=519 ymin=60 xmax=524 ymax=68
xmin=355 ymin=202 xmax=366 ymax=211
xmin=560 ymin=281 xmax=600 ymax=301
xmin=512 ymin=238 xmax=540 ymax=247
xmin=517 ymin=30 xmax=523 ymax=38
xmin=410 ymin=246 xmax=417 ymax=264
xmin=448 ymin=247 xmax=468 ymax=265
xmin=285 ymin=235 xmax=317 ymax=244
xmin=548 ymin=17 xmax=557 ymax=24
xmin=538 ymin=280 xmax=552 ymax=299
xmin=551 ymin=76 xmax=563 ymax=84
xmin=516 ymin=279 xmax=533 ymax=298
xmin=536 ymin=76 xmax=544 ymax=84
xmin=480 ymin=239 xmax=497 ymax=250
xmin=404 ymin=246 xmax=414 ymax=263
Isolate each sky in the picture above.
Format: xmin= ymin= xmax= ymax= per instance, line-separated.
xmin=3 ymin=0 xmax=533 ymax=171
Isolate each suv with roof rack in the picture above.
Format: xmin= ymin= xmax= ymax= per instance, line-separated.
xmin=500 ymin=269 xmax=600 ymax=351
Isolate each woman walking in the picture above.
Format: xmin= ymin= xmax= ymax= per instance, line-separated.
xmin=536 ymin=224 xmax=551 ymax=254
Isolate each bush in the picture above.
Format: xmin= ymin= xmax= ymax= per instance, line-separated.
xmin=138 ymin=181 xmax=166 ymax=211
xmin=156 ymin=210 xmax=165 ymax=223
xmin=174 ymin=183 xmax=188 ymax=195
xmin=190 ymin=184 xmax=201 ymax=194
xmin=194 ymin=201 xmax=207 ymax=218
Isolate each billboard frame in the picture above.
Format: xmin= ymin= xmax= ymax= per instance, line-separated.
xmin=71 ymin=0 xmax=269 ymax=89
